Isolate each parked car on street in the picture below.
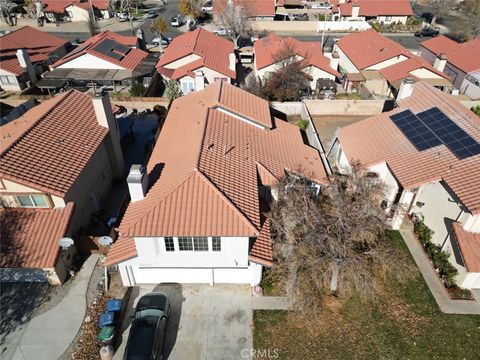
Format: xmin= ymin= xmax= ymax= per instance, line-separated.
xmin=116 ymin=12 xmax=129 ymax=21
xmin=152 ymin=36 xmax=172 ymax=46
xmin=123 ymin=293 xmax=170 ymax=360
xmin=415 ymin=27 xmax=439 ymax=37
xmin=201 ymin=1 xmax=213 ymax=12
xmin=213 ymin=26 xmax=233 ymax=36
xmin=309 ymin=2 xmax=332 ymax=10
xmin=292 ymin=13 xmax=309 ymax=21
xmin=171 ymin=15 xmax=183 ymax=27
xmin=147 ymin=10 xmax=157 ymax=18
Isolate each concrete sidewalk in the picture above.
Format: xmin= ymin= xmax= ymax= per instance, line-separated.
xmin=10 ymin=255 xmax=99 ymax=360
xmin=399 ymin=224 xmax=480 ymax=315
xmin=252 ymin=296 xmax=291 ymax=310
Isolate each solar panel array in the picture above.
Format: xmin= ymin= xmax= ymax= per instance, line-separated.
xmin=93 ymin=39 xmax=126 ymax=61
xmin=390 ymin=107 xmax=480 ymax=160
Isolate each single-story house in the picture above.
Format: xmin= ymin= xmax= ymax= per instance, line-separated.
xmin=0 ymin=89 xmax=125 ymax=284
xmin=104 ymin=81 xmax=329 ymax=287
xmin=0 ymin=26 xmax=70 ymax=91
xmin=156 ymin=28 xmax=236 ymax=94
xmin=334 ymin=29 xmax=452 ymax=98
xmin=38 ymin=0 xmax=111 ymax=22
xmin=253 ymin=32 xmax=340 ymax=91
xmin=330 ymin=0 xmax=413 ymax=24
xmin=419 ymin=36 xmax=480 ymax=100
xmin=329 ymin=80 xmax=480 ymax=289
xmin=43 ymin=31 xmax=154 ymax=91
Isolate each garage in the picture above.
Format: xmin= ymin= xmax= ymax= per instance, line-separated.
xmin=130 ymin=267 xmax=214 ymax=285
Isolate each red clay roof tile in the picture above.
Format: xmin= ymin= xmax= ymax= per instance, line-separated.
xmin=0 ymin=203 xmax=74 ymax=268
xmin=452 ymin=222 xmax=480 ymax=272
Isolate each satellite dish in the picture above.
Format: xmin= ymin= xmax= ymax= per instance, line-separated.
xmin=98 ymin=236 xmax=113 ymax=246
xmin=58 ymin=237 xmax=74 ymax=249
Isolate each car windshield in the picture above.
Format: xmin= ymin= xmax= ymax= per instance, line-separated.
xmin=136 ymin=308 xmax=163 ymax=318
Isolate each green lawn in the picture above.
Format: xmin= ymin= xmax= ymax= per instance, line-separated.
xmin=254 ymin=231 xmax=480 ymax=360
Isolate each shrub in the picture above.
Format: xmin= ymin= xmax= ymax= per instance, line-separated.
xmin=471 ymin=105 xmax=480 ymax=116
xmin=371 ymin=22 xmax=382 ymax=32
xmin=448 ymin=285 xmax=474 ymax=300
xmin=165 ymin=80 xmax=182 ymax=102
xmin=153 ymin=105 xmax=167 ymax=119
xmin=297 ymin=119 xmax=309 ymax=131
xmin=130 ymin=83 xmax=145 ymax=97
xmin=406 ymin=16 xmax=422 ymax=27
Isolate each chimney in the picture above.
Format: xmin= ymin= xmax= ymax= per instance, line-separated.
xmin=127 ymin=165 xmax=149 ymax=203
xmin=136 ymin=29 xmax=146 ymax=50
xmin=229 ymin=52 xmax=236 ymax=72
xmin=433 ymin=53 xmax=448 ymax=72
xmin=92 ymin=92 xmax=125 ymax=177
xmin=330 ymin=51 xmax=340 ymax=71
xmin=397 ymin=77 xmax=414 ymax=100
xmin=352 ymin=4 xmax=360 ymax=18
xmin=195 ymin=70 xmax=205 ymax=91
xmin=16 ymin=49 xmax=37 ymax=84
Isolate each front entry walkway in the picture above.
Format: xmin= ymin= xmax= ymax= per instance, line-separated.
xmin=399 ymin=224 xmax=480 ymax=315
xmin=8 ymin=255 xmax=98 ymax=360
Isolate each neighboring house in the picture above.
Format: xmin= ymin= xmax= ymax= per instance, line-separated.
xmin=213 ymin=0 xmax=276 ymax=21
xmin=39 ymin=0 xmax=111 ymax=22
xmin=156 ymin=28 xmax=236 ymax=94
xmin=104 ymin=81 xmax=329 ymax=287
xmin=330 ymin=80 xmax=480 ymax=289
xmin=0 ymin=90 xmax=125 ymax=284
xmin=334 ymin=29 xmax=452 ymax=97
xmin=330 ymin=0 xmax=413 ymax=24
xmin=253 ymin=33 xmax=340 ymax=91
xmin=419 ymin=36 xmax=480 ymax=100
xmin=0 ymin=26 xmax=70 ymax=91
xmin=43 ymin=31 xmax=153 ymax=91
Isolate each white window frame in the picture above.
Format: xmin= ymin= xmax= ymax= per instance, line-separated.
xmin=15 ymin=194 xmax=50 ymax=208
xmin=0 ymin=75 xmax=16 ymax=85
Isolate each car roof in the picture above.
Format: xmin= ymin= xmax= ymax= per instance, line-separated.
xmin=126 ymin=317 xmax=157 ymax=359
xmin=136 ymin=293 xmax=168 ymax=311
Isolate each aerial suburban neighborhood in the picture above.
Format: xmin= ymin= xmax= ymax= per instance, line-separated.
xmin=0 ymin=0 xmax=479 ymax=359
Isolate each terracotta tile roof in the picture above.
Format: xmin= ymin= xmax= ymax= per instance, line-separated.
xmin=0 ymin=203 xmax=74 ymax=268
xmin=338 ymin=82 xmax=480 ymax=214
xmin=107 ymin=81 xmax=328 ymax=265
xmin=0 ymin=26 xmax=69 ymax=75
xmin=0 ymin=90 xmax=108 ymax=197
xmin=452 ymin=222 xmax=480 ymax=272
xmin=213 ymin=0 xmax=276 ymax=17
xmin=156 ymin=28 xmax=236 ymax=80
xmin=332 ymin=0 xmax=413 ymax=16
xmin=249 ymin=218 xmax=273 ymax=266
xmin=53 ymin=31 xmax=146 ymax=71
xmin=337 ymin=29 xmax=449 ymax=82
xmin=254 ymin=33 xmax=340 ymax=77
xmin=420 ymin=35 xmax=480 ymax=74
xmin=103 ymin=237 xmax=137 ymax=267
xmin=41 ymin=0 xmax=110 ymax=13
xmin=378 ymin=57 xmax=447 ymax=82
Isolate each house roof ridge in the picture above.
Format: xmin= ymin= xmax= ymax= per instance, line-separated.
xmin=0 ymin=91 xmax=72 ymax=157
xmin=193 ymin=168 xmax=260 ymax=235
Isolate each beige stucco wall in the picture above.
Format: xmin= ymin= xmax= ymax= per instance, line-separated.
xmin=304 ymin=99 xmax=385 ymax=115
xmin=163 ymin=54 xmax=202 ymax=69
xmin=365 ymin=55 xmax=409 ymax=71
xmin=249 ymin=21 xmax=318 ymax=32
xmin=409 ymin=68 xmax=444 ymax=79
xmin=65 ymin=4 xmax=89 ymax=22
xmin=0 ymin=68 xmax=22 ymax=91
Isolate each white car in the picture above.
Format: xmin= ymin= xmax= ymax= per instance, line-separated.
xmin=152 ymin=36 xmax=171 ymax=46
xmin=201 ymin=1 xmax=213 ymax=12
xmin=213 ymin=27 xmax=232 ymax=36
xmin=171 ymin=15 xmax=183 ymax=27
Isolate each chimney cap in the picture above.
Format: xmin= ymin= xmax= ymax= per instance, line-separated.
xmin=439 ymin=52 xmax=448 ymax=60
xmin=127 ymin=164 xmax=146 ymax=183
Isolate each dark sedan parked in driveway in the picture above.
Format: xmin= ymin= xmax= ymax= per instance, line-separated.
xmin=124 ymin=293 xmax=170 ymax=360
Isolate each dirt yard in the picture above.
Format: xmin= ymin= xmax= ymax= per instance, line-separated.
xmin=311 ymin=115 xmax=369 ymax=150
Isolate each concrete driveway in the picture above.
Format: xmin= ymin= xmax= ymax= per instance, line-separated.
xmin=114 ymin=284 xmax=253 ymax=360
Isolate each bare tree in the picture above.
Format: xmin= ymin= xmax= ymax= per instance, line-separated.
xmin=263 ymin=43 xmax=311 ymax=101
xmin=462 ymin=0 xmax=480 ymax=38
xmin=431 ymin=0 xmax=452 ymax=25
xmin=118 ymin=0 xmax=135 ymax=33
xmin=242 ymin=75 xmax=267 ymax=100
xmin=87 ymin=11 xmax=100 ymax=36
xmin=268 ymin=162 xmax=412 ymax=315
xmin=0 ymin=0 xmax=15 ymax=26
xmin=178 ymin=0 xmax=202 ymax=20
xmin=216 ymin=1 xmax=250 ymax=47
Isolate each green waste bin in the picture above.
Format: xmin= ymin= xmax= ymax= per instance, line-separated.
xmin=97 ymin=326 xmax=115 ymax=344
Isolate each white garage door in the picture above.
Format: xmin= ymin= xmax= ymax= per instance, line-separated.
xmin=131 ymin=267 xmax=214 ymax=284
xmin=0 ymin=268 xmax=48 ymax=282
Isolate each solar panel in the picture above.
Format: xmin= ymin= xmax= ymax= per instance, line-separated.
xmin=113 ymin=43 xmax=131 ymax=56
xmin=417 ymin=107 xmax=480 ymax=160
xmin=390 ymin=110 xmax=442 ymax=151
xmin=93 ymin=39 xmax=125 ymax=61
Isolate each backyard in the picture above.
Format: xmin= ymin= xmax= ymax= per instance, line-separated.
xmin=254 ymin=231 xmax=480 ymax=360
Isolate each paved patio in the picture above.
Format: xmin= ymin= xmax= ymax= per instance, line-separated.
xmin=114 ymin=284 xmax=253 ymax=360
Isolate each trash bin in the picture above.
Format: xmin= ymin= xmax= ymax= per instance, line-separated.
xmin=98 ymin=312 xmax=115 ymax=327
xmin=106 ymin=299 xmax=122 ymax=313
xmin=97 ymin=326 xmax=115 ymax=344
